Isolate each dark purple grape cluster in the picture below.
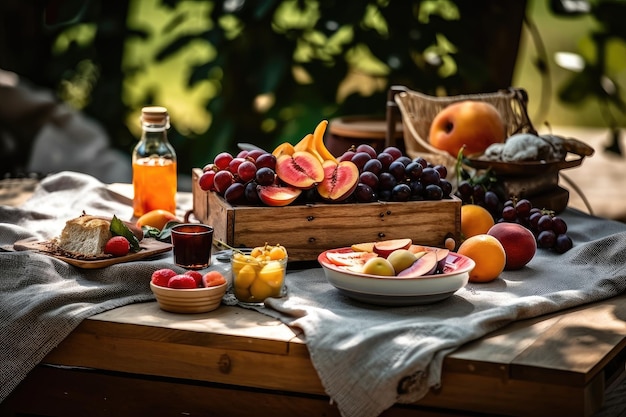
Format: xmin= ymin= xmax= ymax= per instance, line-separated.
xmin=498 ymin=198 xmax=573 ymax=253
xmin=340 ymin=144 xmax=453 ymax=203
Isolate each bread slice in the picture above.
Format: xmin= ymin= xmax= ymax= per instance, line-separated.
xmin=57 ymin=215 xmax=112 ymax=257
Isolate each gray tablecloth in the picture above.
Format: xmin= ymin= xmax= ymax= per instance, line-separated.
xmin=252 ymin=207 xmax=626 ymax=417
xmin=0 ymin=172 xmax=174 ymax=403
xmin=2 ymin=171 xmax=626 ymax=417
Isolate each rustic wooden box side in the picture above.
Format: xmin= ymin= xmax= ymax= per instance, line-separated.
xmin=192 ymin=168 xmax=461 ymax=261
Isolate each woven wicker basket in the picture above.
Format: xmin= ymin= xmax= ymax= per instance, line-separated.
xmin=394 ymin=87 xmax=536 ymax=170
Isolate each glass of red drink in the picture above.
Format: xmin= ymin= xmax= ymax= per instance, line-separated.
xmin=171 ymin=224 xmax=214 ymax=269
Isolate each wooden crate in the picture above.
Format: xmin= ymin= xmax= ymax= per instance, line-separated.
xmin=192 ymin=168 xmax=461 ymax=262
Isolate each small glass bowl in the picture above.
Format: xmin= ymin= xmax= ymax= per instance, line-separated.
xmin=231 ymin=251 xmax=287 ymax=305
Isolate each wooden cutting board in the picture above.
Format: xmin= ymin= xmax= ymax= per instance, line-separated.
xmin=13 ymin=238 xmax=172 ymax=269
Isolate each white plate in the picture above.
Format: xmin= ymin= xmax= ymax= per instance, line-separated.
xmin=318 ymin=248 xmax=474 ymax=306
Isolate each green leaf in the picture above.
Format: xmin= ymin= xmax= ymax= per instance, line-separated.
xmin=141 ymin=220 xmax=181 ymax=243
xmin=110 ymin=215 xmax=141 ymax=252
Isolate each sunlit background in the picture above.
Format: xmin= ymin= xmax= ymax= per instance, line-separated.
xmin=2 ymin=0 xmax=625 ymax=181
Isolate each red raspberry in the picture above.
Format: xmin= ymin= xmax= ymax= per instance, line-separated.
xmin=184 ymin=270 xmax=203 ymax=287
xmin=167 ymin=274 xmax=197 ymax=289
xmin=151 ymin=268 xmax=177 ymax=287
xmin=104 ymin=236 xmax=130 ymax=257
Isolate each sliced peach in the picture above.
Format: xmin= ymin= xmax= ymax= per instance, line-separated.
xmin=317 ymin=160 xmax=359 ymax=202
xmin=275 ymin=151 xmax=324 ymax=189
xmin=373 ymin=238 xmax=413 ymax=258
xmin=351 ymin=242 xmax=375 ymax=253
xmin=257 ymin=184 xmax=302 ymax=207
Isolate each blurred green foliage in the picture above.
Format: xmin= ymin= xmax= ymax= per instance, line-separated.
xmin=0 ymin=0 xmax=526 ymax=176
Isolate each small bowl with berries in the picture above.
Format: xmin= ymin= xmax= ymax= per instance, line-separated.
xmin=150 ymin=268 xmax=227 ymax=313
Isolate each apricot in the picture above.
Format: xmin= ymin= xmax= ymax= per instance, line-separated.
xmin=487 ymin=223 xmax=536 ymax=270
xmin=136 ymin=209 xmax=180 ymax=230
xmin=429 ymin=100 xmax=506 ymax=157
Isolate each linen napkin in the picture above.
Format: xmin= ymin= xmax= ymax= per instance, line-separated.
xmin=0 ymin=171 xmax=175 ymax=403
xmin=248 ymin=209 xmax=626 ymax=417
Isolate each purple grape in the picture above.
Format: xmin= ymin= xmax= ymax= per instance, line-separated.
xmin=255 ymin=167 xmax=275 ymax=186
xmin=363 ymin=158 xmax=383 ymax=175
xmin=354 ymin=183 xmax=376 ymax=203
xmin=554 ymin=234 xmax=573 ymax=253
xmin=483 ymin=191 xmax=500 ymax=212
xmin=537 ymin=230 xmax=556 ymax=248
xmin=423 ymin=184 xmax=443 ymax=200
xmin=552 ymin=216 xmax=568 ymax=235
xmin=433 ymin=164 xmax=448 ymax=179
xmin=420 ymin=167 xmax=440 ymax=186
xmin=439 ymin=179 xmax=453 ymax=198
xmin=378 ymin=172 xmax=397 ymax=190
xmin=405 ymin=161 xmax=423 ymax=180
xmin=359 ymin=171 xmax=379 ymax=189
xmin=391 ymin=184 xmax=411 ymax=202
xmin=515 ymin=199 xmax=532 ymax=218
xmin=502 ymin=205 xmax=517 ymax=221
xmin=376 ymin=152 xmax=394 ymax=170
xmin=537 ymin=215 xmax=554 ymax=232
xmin=388 ymin=161 xmax=406 ymax=181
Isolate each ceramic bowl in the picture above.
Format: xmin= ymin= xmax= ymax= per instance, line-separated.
xmin=150 ymin=281 xmax=227 ymax=313
xmin=318 ymin=248 xmax=475 ymax=306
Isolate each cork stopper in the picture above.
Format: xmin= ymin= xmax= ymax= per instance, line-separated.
xmin=141 ymin=106 xmax=169 ymax=125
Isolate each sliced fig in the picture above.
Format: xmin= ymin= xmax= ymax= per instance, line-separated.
xmin=317 ymin=160 xmax=359 ymax=201
xmin=275 ymin=151 xmax=324 ymax=189
xmin=434 ymin=248 xmax=450 ymax=273
xmin=373 ymin=238 xmax=413 ymax=258
xmin=257 ymin=184 xmax=302 ymax=207
xmin=396 ymin=251 xmax=438 ymax=278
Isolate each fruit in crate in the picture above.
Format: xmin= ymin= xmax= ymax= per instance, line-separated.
xmin=429 ymin=100 xmax=506 ymax=157
xmin=198 ymin=120 xmax=455 ymax=206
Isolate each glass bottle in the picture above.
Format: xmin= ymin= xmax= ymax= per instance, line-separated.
xmin=132 ymin=106 xmax=177 ymax=218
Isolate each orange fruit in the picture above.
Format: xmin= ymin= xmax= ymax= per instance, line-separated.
xmin=457 ymin=234 xmax=506 ymax=283
xmin=136 ymin=209 xmax=179 ymax=230
xmin=461 ymin=204 xmax=495 ymax=239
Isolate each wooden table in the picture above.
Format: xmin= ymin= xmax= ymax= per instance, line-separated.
xmin=1 ymin=177 xmax=625 ymax=417
xmin=1 ymin=282 xmax=625 ymax=417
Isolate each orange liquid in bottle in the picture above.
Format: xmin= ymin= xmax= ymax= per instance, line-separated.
xmin=133 ymin=157 xmax=177 ymax=217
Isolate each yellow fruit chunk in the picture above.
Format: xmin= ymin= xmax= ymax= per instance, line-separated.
xmin=258 ymin=261 xmax=285 ymax=289
xmin=234 ymin=264 xmax=257 ymax=290
xmin=250 ymin=278 xmax=275 ymax=301
xmin=457 ymin=234 xmax=506 ymax=283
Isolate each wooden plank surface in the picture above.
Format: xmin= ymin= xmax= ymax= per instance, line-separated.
xmin=33 ymin=291 xmax=626 ymax=417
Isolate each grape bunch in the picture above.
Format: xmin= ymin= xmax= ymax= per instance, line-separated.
xmin=454 ymin=168 xmax=506 ymax=219
xmin=498 ymin=198 xmax=573 ymax=253
xmin=198 ymin=149 xmax=277 ymax=204
xmin=338 ymin=144 xmax=453 ymax=203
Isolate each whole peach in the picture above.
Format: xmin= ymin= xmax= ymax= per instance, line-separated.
xmin=429 ymin=100 xmax=506 ymax=157
xmin=487 ymin=222 xmax=536 ymax=270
